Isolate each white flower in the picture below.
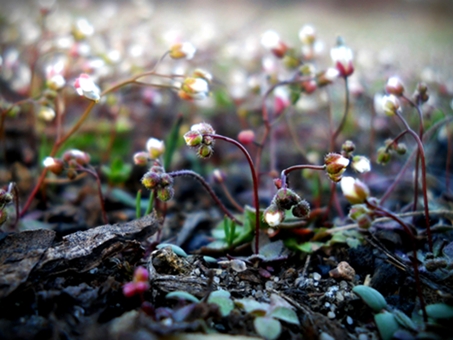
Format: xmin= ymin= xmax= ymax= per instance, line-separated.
xmin=146 ymin=138 xmax=165 ymax=159
xmin=385 ymin=76 xmax=405 ymax=96
xmin=74 ymin=74 xmax=101 ymax=102
xmin=169 ymin=42 xmax=196 ymax=60
xmin=381 ymin=94 xmax=400 ymax=116
xmin=264 ymin=208 xmax=284 ymax=227
xmin=261 ymin=30 xmax=281 ymax=50
xmin=330 ymin=45 xmax=354 ymax=77
xmin=299 ymin=25 xmax=316 ymax=45
xmin=43 ymin=157 xmax=58 ymax=168
xmin=340 ymin=176 xmax=370 ymax=204
xmin=179 ymin=77 xmax=209 ymax=100
xmin=351 ymin=156 xmax=371 ymax=173
xmin=38 ymin=106 xmax=56 ymax=121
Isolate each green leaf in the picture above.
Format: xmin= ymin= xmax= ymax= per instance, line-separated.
xmin=393 ymin=309 xmax=418 ymax=331
xmin=136 ymin=190 xmax=142 ymax=218
xmin=208 ymin=295 xmax=234 ymax=317
xmin=285 ymin=238 xmax=323 ymax=254
xmin=353 ymin=285 xmax=387 ymax=313
xmin=269 ymin=306 xmax=300 ymax=325
xmin=374 ymin=312 xmax=399 ymax=340
xmin=210 ymin=290 xmax=231 ymax=299
xmin=101 ymin=158 xmax=132 ymax=185
xmin=156 ymin=243 xmax=188 ymax=257
xmin=166 ymin=291 xmax=200 ymax=303
xmin=425 ymin=303 xmax=453 ymax=320
xmin=254 ymin=316 xmax=282 ymax=340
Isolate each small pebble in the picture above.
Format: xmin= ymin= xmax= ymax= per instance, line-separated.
xmin=324 ymin=302 xmax=331 ymax=308
xmin=327 ymin=311 xmax=335 ymax=319
xmin=336 ymin=291 xmax=344 ymax=302
xmin=313 ymin=272 xmax=321 ymax=281
xmin=358 ymin=334 xmax=368 ymax=340
xmin=255 ymin=291 xmax=264 ymax=299
xmin=265 ymin=281 xmax=274 ymax=291
xmin=273 ymin=277 xmax=279 ymax=282
xmin=319 ymin=332 xmax=335 ymax=340
xmin=213 ymin=276 xmax=220 ymax=284
xmin=230 ymin=259 xmax=247 ymax=272
xmin=346 ymin=316 xmax=353 ymax=325
xmin=193 ymin=268 xmax=200 ymax=276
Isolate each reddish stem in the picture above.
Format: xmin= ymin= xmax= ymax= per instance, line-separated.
xmin=210 ymin=134 xmax=260 ymax=253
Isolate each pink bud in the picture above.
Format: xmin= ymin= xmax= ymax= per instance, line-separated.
xmin=237 ymin=130 xmax=255 ymax=145
xmin=122 ymin=282 xmax=137 ymax=297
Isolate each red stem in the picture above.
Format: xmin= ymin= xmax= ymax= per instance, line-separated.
xmin=210 ymin=134 xmax=260 ymax=253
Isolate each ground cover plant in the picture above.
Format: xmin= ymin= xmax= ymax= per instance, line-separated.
xmin=1 ymin=1 xmax=453 ymax=339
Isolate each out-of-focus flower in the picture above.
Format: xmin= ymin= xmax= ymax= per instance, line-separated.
xmin=385 ymin=76 xmax=405 ymax=96
xmin=325 ymin=153 xmax=350 ymax=182
xmin=123 ymin=266 xmax=150 ymax=298
xmin=274 ymin=86 xmax=291 ymax=114
xmin=38 ymin=106 xmax=56 ymax=121
xmin=74 ymin=74 xmax=100 ymax=102
xmin=376 ymin=147 xmax=391 ymax=165
xmin=317 ymin=67 xmax=340 ymax=87
xmin=178 ymin=77 xmax=209 ymax=100
xmin=192 ymin=68 xmax=213 ymax=83
xmin=351 ymin=156 xmax=371 ymax=173
xmin=413 ymin=82 xmax=429 ymax=103
xmin=299 ymin=25 xmax=316 ymax=45
xmin=261 ymin=30 xmax=288 ymax=58
xmin=263 ymin=204 xmax=285 ymax=227
xmin=146 ymin=138 xmax=165 ymax=159
xmin=382 ymin=94 xmax=400 ymax=116
xmin=330 ymin=40 xmax=354 ymax=77
xmin=43 ymin=157 xmax=64 ymax=175
xmin=169 ymin=42 xmax=196 ymax=60
xmin=62 ymin=149 xmax=90 ymax=166
xmin=340 ymin=176 xmax=370 ymax=204
xmin=72 ymin=18 xmax=94 ymax=41
xmin=133 ymin=151 xmax=149 ymax=166
xmin=237 ymin=130 xmax=255 ymax=145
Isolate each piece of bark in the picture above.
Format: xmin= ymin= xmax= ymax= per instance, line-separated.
xmin=0 ymin=230 xmax=55 ymax=299
xmin=32 ymin=212 xmax=161 ymax=277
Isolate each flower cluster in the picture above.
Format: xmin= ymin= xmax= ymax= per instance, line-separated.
xmin=183 ymin=122 xmax=216 ymax=158
xmin=43 ymin=149 xmax=91 ymax=179
xmin=263 ymin=187 xmax=310 ymax=228
xmin=376 ymin=139 xmax=407 ymax=165
xmin=122 ymin=266 xmax=150 ymax=298
xmin=324 ymin=153 xmax=350 ymax=182
xmin=141 ymin=164 xmax=174 ymax=202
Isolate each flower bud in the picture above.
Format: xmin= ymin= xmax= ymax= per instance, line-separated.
xmin=46 ymin=74 xmax=66 ymax=91
xmin=74 ymin=73 xmax=101 ymax=102
xmin=190 ymin=122 xmax=215 ymax=135
xmin=376 ymin=147 xmax=391 ymax=165
xmin=179 ymin=77 xmax=209 ymax=100
xmin=351 ymin=156 xmax=371 ymax=174
xmin=341 ymin=140 xmax=355 ymax=154
xmin=382 ymin=94 xmax=400 ymax=116
xmin=261 ymin=30 xmax=288 ymax=58
xmin=413 ymin=82 xmax=429 ymax=103
xmin=159 ymin=173 xmax=173 ymax=187
xmin=133 ymin=266 xmax=149 ymax=282
xmin=330 ymin=38 xmax=354 ymax=77
xmin=395 ymin=143 xmax=407 ymax=155
xmin=38 ymin=106 xmax=56 ymax=121
xmin=157 ymin=186 xmax=174 ymax=201
xmin=62 ymin=149 xmax=90 ymax=166
xmin=299 ymin=25 xmax=316 ymax=45
xmin=274 ymin=188 xmax=301 ymax=210
xmin=197 ymin=145 xmax=214 ymax=158
xmin=122 ymin=282 xmax=137 ymax=298
xmin=169 ymin=42 xmax=196 ymax=60
xmin=237 ymin=130 xmax=255 ymax=145
xmin=183 ymin=130 xmax=203 ymax=147
xmin=340 ymin=176 xmax=370 ymax=204
xmin=317 ymin=68 xmax=340 ymax=87
xmin=292 ymin=200 xmax=311 ymax=219
xmin=324 ymin=153 xmax=350 ymax=182
xmin=43 ymin=157 xmax=64 ymax=175
xmin=263 ymin=204 xmax=285 ymax=227
xmin=141 ymin=171 xmax=161 ymax=189
xmin=133 ymin=151 xmax=149 ymax=166
xmin=212 ymin=169 xmax=226 ymax=183
xmin=385 ymin=76 xmax=405 ymax=96
xmin=192 ymin=69 xmax=213 ymax=83
xmin=146 ymin=138 xmax=165 ymax=159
